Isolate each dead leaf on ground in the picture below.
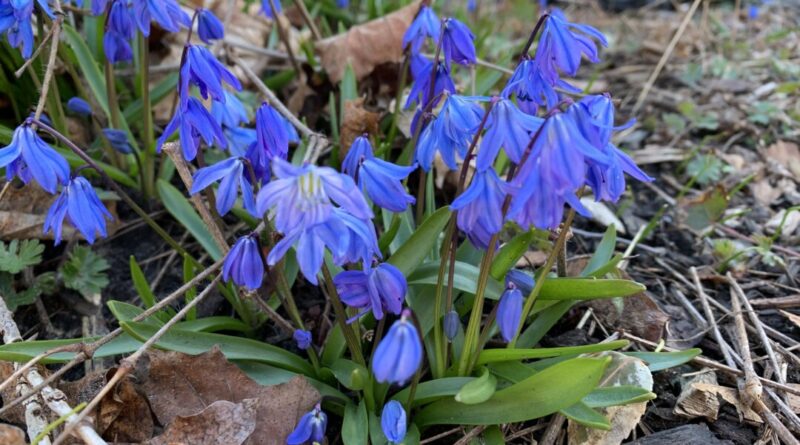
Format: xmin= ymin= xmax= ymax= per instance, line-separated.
xmin=0 ymin=423 xmax=26 ymax=445
xmin=98 ymin=374 xmax=154 ymax=442
xmin=674 ymin=370 xmax=722 ymax=421
xmin=587 ymin=281 xmax=668 ymax=343
xmin=764 ymin=140 xmax=800 ymax=178
xmin=142 ymin=347 xmax=320 ymax=445
xmin=149 ymin=399 xmax=258 ymax=445
xmin=339 ymin=98 xmax=381 ymax=155
xmin=315 ymin=1 xmax=422 ymax=83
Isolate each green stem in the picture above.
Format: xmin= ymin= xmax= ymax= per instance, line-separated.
xmin=138 ymin=33 xmax=156 ymax=199
xmin=431 ymin=219 xmax=456 ymax=378
xmin=104 ymin=59 xmax=133 ymax=174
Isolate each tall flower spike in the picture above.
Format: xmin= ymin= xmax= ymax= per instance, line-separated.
xmin=286 ymin=404 xmax=327 ymax=445
xmin=190 ymin=157 xmax=256 ymax=216
xmin=441 ymin=18 xmax=476 ymax=66
xmin=334 ymin=262 xmax=407 ymax=321
xmin=222 ymin=234 xmax=264 ymax=290
xmin=44 ymin=176 xmax=112 ymax=245
xmin=157 ymin=97 xmax=227 ymax=161
xmin=534 ymin=12 xmax=607 ymax=78
xmin=450 ymin=169 xmax=512 ymax=249
xmin=372 ymin=309 xmax=423 ymax=385
xmin=415 ymin=94 xmax=485 ymax=171
xmin=402 ymin=5 xmax=440 ymax=52
xmin=0 ymin=124 xmax=70 ymax=194
xmin=342 ymin=136 xmax=415 ymax=212
xmin=197 ymin=8 xmax=224 ymax=44
xmin=179 ymin=44 xmax=242 ymax=106
xmin=497 ymin=282 xmax=523 ymax=343
xmin=381 ymin=400 xmax=408 ymax=444
xmin=255 ymin=158 xmax=373 ymax=233
xmin=476 ymin=98 xmax=543 ymax=170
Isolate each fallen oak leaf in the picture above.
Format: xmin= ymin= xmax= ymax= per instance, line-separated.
xmin=148 ymin=399 xmax=258 ymax=445
xmin=315 ymin=0 xmax=422 ymax=83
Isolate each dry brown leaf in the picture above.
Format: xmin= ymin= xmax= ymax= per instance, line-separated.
xmin=339 ymin=98 xmax=381 ymax=154
xmin=751 ymin=179 xmax=783 ymax=207
xmin=315 ymin=1 xmax=422 ymax=83
xmin=98 ymin=375 xmax=153 ymax=442
xmin=674 ymin=371 xmax=721 ymax=421
xmin=149 ymin=399 xmax=258 ymax=445
xmin=587 ymin=284 xmax=668 ymax=342
xmin=0 ymin=423 xmax=26 ymax=445
xmin=764 ymin=140 xmax=800 ymax=178
xmin=142 ymin=347 xmax=319 ymax=445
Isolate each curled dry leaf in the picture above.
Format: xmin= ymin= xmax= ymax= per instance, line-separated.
xmin=141 ymin=347 xmax=320 ymax=445
xmin=148 ymin=399 xmax=258 ymax=445
xmin=339 ymin=98 xmax=381 ymax=156
xmin=315 ymin=0 xmax=422 ymax=83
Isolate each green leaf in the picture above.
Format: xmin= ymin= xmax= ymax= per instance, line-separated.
xmin=408 ymin=261 xmax=504 ymax=299
xmin=455 ymin=367 xmax=497 ymax=405
xmin=625 ymin=349 xmax=701 ymax=372
xmin=582 ymin=385 xmax=657 ymax=408
xmin=177 ymin=317 xmax=251 ymax=333
xmin=236 ymin=361 xmax=348 ymax=403
xmin=62 ymin=24 xmax=108 ymax=118
xmin=476 ymin=340 xmax=629 ymax=365
xmin=490 ymin=230 xmax=535 ymax=280
xmin=321 ymin=324 xmax=347 ymax=366
xmin=0 ymin=335 xmax=142 ymax=363
xmin=482 ymin=426 xmax=506 ymax=445
xmin=388 ymin=207 xmax=451 ymax=275
xmin=517 ymin=300 xmax=574 ymax=348
xmin=392 ymin=377 xmax=474 ymax=408
xmin=0 ymin=273 xmax=38 ymax=310
xmin=560 ymin=402 xmax=610 ymax=430
xmin=107 ymin=300 xmax=162 ymax=326
xmin=329 ymin=358 xmax=367 ymax=390
xmin=61 ymin=246 xmax=109 ymax=298
xmin=0 ymin=240 xmax=44 ymax=274
xmin=340 ymin=63 xmax=358 ymax=123
xmin=129 ymin=256 xmax=156 ymax=309
xmin=120 ymin=321 xmax=314 ymax=375
xmin=342 ymin=401 xmax=369 ymax=445
xmin=416 ymin=357 xmax=610 ymax=426
xmin=122 ymin=72 xmax=179 ymax=122
xmin=581 ymin=225 xmax=617 ymax=277
xmin=157 ymin=179 xmax=223 ymax=260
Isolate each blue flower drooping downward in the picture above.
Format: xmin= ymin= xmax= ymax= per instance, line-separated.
xmin=372 ymin=309 xmax=423 ymax=385
xmin=287 ymin=403 xmax=327 ymax=445
xmin=450 ymin=168 xmax=512 ymax=249
xmin=211 ymin=90 xmax=249 ymax=130
xmin=334 ymin=262 xmax=407 ymax=321
xmin=476 ymin=98 xmax=543 ymax=170
xmin=0 ymin=0 xmax=35 ymax=58
xmin=405 ymin=58 xmax=455 ymax=110
xmin=402 ymin=5 xmax=440 ymax=52
xmin=191 ymin=157 xmax=256 ymax=216
xmin=497 ymin=282 xmax=524 ymax=343
xmin=381 ymin=400 xmax=408 ymax=444
xmin=0 ymin=124 xmax=70 ymax=194
xmin=260 ymin=0 xmax=282 ymax=19
xmin=415 ymin=94 xmax=484 ymax=171
xmin=222 ymin=234 xmax=264 ymax=290
xmin=535 ymin=12 xmax=607 ymax=78
xmin=502 ymin=57 xmax=580 ymax=115
xmin=293 ymin=329 xmax=312 ymax=350
xmin=441 ymin=18 xmax=476 ymax=66
xmin=158 ymin=97 xmax=227 ymax=161
xmin=132 ymin=0 xmax=191 ymax=36
xmin=44 ymin=176 xmax=112 ymax=245
xmin=179 ymin=44 xmax=242 ymax=106
xmin=101 ymin=128 xmax=134 ymax=154
xmin=66 ymin=97 xmax=92 ymax=117
xmin=103 ymin=0 xmax=135 ymax=63
xmin=197 ymin=8 xmax=224 ymax=43
xmin=342 ymin=136 xmax=415 ymax=212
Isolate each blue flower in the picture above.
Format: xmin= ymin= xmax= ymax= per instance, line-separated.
xmin=402 ymin=5 xmax=439 ymax=52
xmin=267 ymin=220 xmax=342 ymax=285
xmin=334 ymin=262 xmax=406 ymax=321
xmin=441 ymin=18 xmax=476 ymax=66
xmin=107 ymin=0 xmax=134 ymax=39
xmin=132 ymin=0 xmax=191 ymax=36
xmin=497 ymin=282 xmax=523 ymax=343
xmin=336 ymin=0 xmax=349 ymax=7
xmin=158 ymin=97 xmax=227 ymax=161
xmin=197 ymin=8 xmax=224 ymax=43
xmin=66 ymin=97 xmax=92 ymax=117
xmin=179 ymin=44 xmax=242 ymax=106
xmin=286 ymin=404 xmax=326 ymax=445
xmin=405 ymin=58 xmax=455 ymax=110
xmin=103 ymin=31 xmax=133 ymax=63
xmin=443 ymin=310 xmax=460 ymax=341
xmin=476 ymin=98 xmax=543 ymax=170
xmin=293 ymin=329 xmax=312 ymax=350
xmin=381 ymin=401 xmax=407 ymax=444
xmin=44 ymin=176 xmax=112 ymax=245
xmin=222 ymin=234 xmax=264 ymax=290
xmin=225 ymin=127 xmax=256 ymax=157
xmin=372 ymin=309 xmax=423 ymax=385
xmin=0 ymin=124 xmax=70 ymax=194
xmin=534 ymin=13 xmax=607 ymax=78
xmin=254 ymin=102 xmax=290 ymax=160
xmin=260 ymin=0 xmax=281 ymax=18
xmin=2 ymin=0 xmax=34 ymax=58
xmin=342 ymin=136 xmax=415 ymax=212
xmin=255 ymin=158 xmax=372 ymax=233
xmin=90 ymin=0 xmax=108 ymax=15
xmin=211 ymin=90 xmax=249 ymax=129
xmin=415 ymin=94 xmax=484 ymax=171
xmin=506 ymin=269 xmax=534 ymax=296
xmin=331 ymin=207 xmax=380 ymax=266
xmin=101 ymin=128 xmax=133 ymax=154
xmin=450 ymin=169 xmax=512 ymax=249
xmin=502 ymin=57 xmax=579 ymax=115
xmin=191 ymin=157 xmax=256 ymax=216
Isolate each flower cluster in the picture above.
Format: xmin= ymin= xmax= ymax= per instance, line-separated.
xmin=0 ymin=0 xmax=51 ymax=58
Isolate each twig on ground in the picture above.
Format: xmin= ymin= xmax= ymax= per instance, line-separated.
xmin=419 ymin=427 xmax=462 ymax=444
xmin=452 ymin=426 xmax=486 ymax=445
xmin=32 ymin=10 xmax=64 ymax=123
xmin=691 ymin=267 xmax=737 ymax=368
xmin=266 ymin=0 xmax=301 ymax=73
xmin=539 ymin=413 xmax=566 ymax=445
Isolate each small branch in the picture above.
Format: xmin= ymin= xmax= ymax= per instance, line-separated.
xmin=33 ymin=11 xmax=64 ymax=122
xmin=266 ymin=0 xmax=301 ymax=73
xmin=291 ymin=0 xmax=322 ymax=41
xmin=729 ymin=275 xmax=763 ymax=409
xmin=14 ymin=19 xmax=59 ymax=78
xmin=691 ymin=267 xmax=736 ymax=368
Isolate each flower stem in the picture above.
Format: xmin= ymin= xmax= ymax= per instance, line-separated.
xmin=138 ymin=33 xmax=156 ymax=199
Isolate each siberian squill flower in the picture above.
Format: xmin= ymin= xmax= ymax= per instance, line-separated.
xmin=104 ymin=0 xmax=135 ymax=63
xmin=506 ymin=269 xmax=534 ymax=296
xmin=255 ymin=158 xmax=372 ymax=233
xmin=372 ymin=309 xmax=423 ymax=385
xmin=0 ymin=124 xmax=69 ymax=194
xmin=254 ymin=103 xmax=290 ymax=160
xmin=334 ymin=262 xmax=407 ymax=321
xmin=402 ymin=5 xmax=439 ymax=52
xmin=502 ymin=57 xmax=580 ymax=115
xmin=381 ymin=401 xmax=407 ymax=444
xmin=211 ymin=90 xmax=249 ymax=129
xmin=450 ymin=169 xmax=512 ymax=249
xmin=179 ymin=44 xmax=242 ymax=106
xmin=475 ymin=98 xmax=543 ymax=170
xmin=286 ymin=403 xmax=327 ymax=445
xmin=342 ymin=136 xmax=415 ymax=212
xmin=497 ymin=282 xmax=523 ymax=343
xmin=225 ymin=127 xmax=256 ymax=157
xmin=441 ymin=18 xmax=476 ymax=66
xmin=191 ymin=157 xmax=256 ymax=215
xmin=405 ymin=58 xmax=455 ymax=109
xmin=260 ymin=0 xmax=281 ymax=19
xmin=222 ymin=234 xmax=264 ymax=290
xmin=197 ymin=8 xmax=224 ymax=43
xmin=157 ymin=97 xmax=227 ymax=161
xmin=0 ymin=0 xmax=35 ymax=58
xmin=331 ymin=207 xmax=380 ymax=266
xmin=66 ymin=97 xmax=92 ymax=117
xmin=44 ymin=176 xmax=112 ymax=244
xmin=132 ymin=0 xmax=191 ymax=36
xmin=90 ymin=0 xmax=108 ymax=15
xmin=294 ymin=329 xmax=312 ymax=350
xmin=534 ymin=12 xmax=607 ymax=78
xmin=415 ymin=94 xmax=484 ymax=171
xmin=101 ymin=128 xmax=133 ymax=154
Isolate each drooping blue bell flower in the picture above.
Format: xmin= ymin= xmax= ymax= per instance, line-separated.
xmin=157 ymin=97 xmax=227 ymax=161
xmin=342 ymin=136 xmax=415 ymax=212
xmin=197 ymin=8 xmax=224 ymax=43
xmin=372 ymin=309 xmax=423 ymax=385
xmin=101 ymin=128 xmax=134 ymax=154
xmin=381 ymin=400 xmax=407 ymax=444
xmin=0 ymin=124 xmax=70 ymax=194
xmin=336 ymin=0 xmax=349 ymax=7
xmin=179 ymin=44 xmax=242 ymax=106
xmin=534 ymin=12 xmax=607 ymax=78
xmin=44 ymin=176 xmax=112 ymax=244
xmin=222 ymin=234 xmax=264 ymax=290
xmin=260 ymin=0 xmax=281 ymax=18
xmin=1 ymin=0 xmax=34 ymax=58
xmin=450 ymin=168 xmax=512 ymax=249
xmin=211 ymin=90 xmax=249 ymax=129
xmin=90 ymin=0 xmax=108 ymax=15
xmin=294 ymin=329 xmax=312 ymax=350
xmin=225 ymin=127 xmax=257 ymax=157
xmin=132 ymin=0 xmax=191 ymax=37
xmin=334 ymin=262 xmax=407 ymax=321
xmin=441 ymin=18 xmax=476 ymax=66
xmin=191 ymin=156 xmax=256 ymax=216
xmin=415 ymin=94 xmax=485 ymax=171
xmin=501 ymin=57 xmax=580 ymax=115
xmin=402 ymin=5 xmax=440 ymax=52
xmin=497 ymin=282 xmax=523 ymax=343
xmin=66 ymin=97 xmax=92 ymax=117
xmin=254 ymin=102 xmax=290 ymax=160
xmin=405 ymin=58 xmax=455 ymax=110
xmin=476 ymin=98 xmax=543 ymax=170
xmin=286 ymin=403 xmax=327 ymax=445
xmin=330 ymin=207 xmax=380 ymax=267
xmin=506 ymin=269 xmax=535 ymax=296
